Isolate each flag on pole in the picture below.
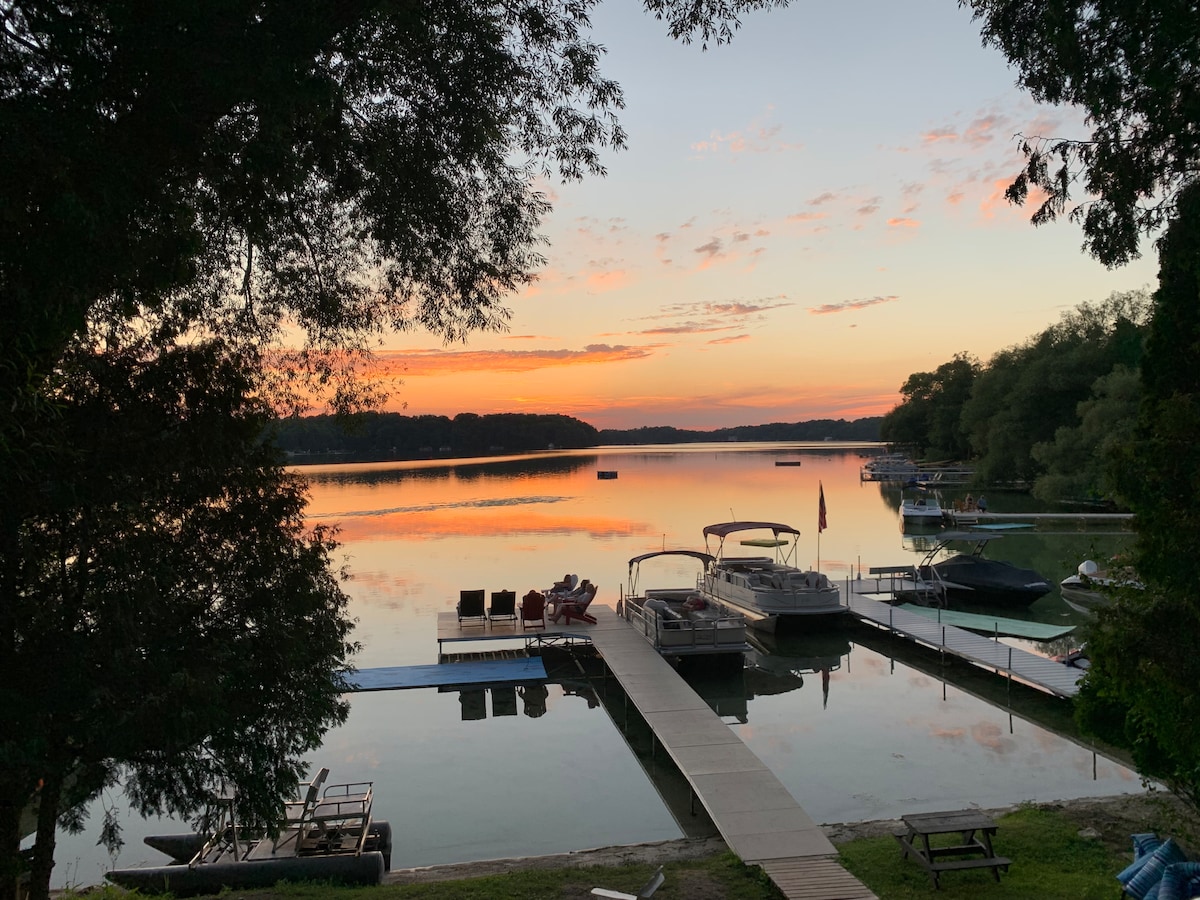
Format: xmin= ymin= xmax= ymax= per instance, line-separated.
xmin=818 ymin=481 xmax=827 ymax=533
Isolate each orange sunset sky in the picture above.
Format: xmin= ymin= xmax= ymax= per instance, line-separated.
xmin=350 ymin=2 xmax=1158 ymax=431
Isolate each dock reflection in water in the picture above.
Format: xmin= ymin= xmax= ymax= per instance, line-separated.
xmin=51 ymin=445 xmax=1142 ymax=888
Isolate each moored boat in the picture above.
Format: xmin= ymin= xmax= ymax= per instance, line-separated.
xmin=620 ymin=550 xmax=752 ymax=659
xmin=913 ymin=531 xmax=1052 ymax=608
xmin=1059 ymin=558 xmax=1141 ymax=614
xmin=900 ymin=495 xmax=944 ymax=529
xmin=700 ymin=521 xmax=845 ymax=632
xmin=106 ymin=770 xmax=389 ymax=896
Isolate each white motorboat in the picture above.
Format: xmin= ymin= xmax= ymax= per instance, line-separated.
xmin=1060 ymin=559 xmax=1141 ymax=614
xmin=620 ymin=550 xmax=752 ymax=658
xmin=699 ymin=522 xmax=845 ymax=632
xmin=900 ymin=495 xmax=944 ymax=529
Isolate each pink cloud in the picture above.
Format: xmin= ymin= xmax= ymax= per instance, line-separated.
xmin=808 ymin=295 xmax=899 ymax=315
xmin=922 ymin=127 xmax=958 ymax=143
xmin=787 ymin=211 xmax=827 ymax=223
xmin=370 ymin=345 xmax=654 ymax=377
xmin=887 ymin=217 xmax=920 ymax=229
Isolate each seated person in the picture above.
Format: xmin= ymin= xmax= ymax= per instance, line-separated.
xmin=682 ymin=594 xmax=707 ymax=611
xmin=552 ymin=581 xmax=597 ymax=623
xmin=548 ymin=573 xmax=578 ymax=597
xmin=549 ymin=578 xmax=589 ymax=618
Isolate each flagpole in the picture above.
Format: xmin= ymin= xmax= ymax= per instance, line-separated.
xmin=817 ymin=481 xmax=827 ymax=573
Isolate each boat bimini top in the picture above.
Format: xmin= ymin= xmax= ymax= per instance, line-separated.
xmin=626 ymin=549 xmax=714 ymax=596
xmin=702 ymin=521 xmax=802 ymax=567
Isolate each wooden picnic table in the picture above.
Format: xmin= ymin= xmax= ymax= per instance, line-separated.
xmin=894 ymin=809 xmax=1011 ymax=889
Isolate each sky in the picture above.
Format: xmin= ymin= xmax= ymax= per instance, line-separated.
xmin=363 ymin=1 xmax=1158 ymax=431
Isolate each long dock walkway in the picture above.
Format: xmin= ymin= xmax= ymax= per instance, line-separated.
xmin=844 ymin=582 xmax=1084 ymax=698
xmin=586 ymin=606 xmax=876 ymax=900
xmin=434 ymin=607 xmax=875 ymax=899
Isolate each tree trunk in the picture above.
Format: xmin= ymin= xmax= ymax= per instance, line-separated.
xmin=0 ymin=800 xmax=24 ymax=900
xmin=26 ymin=769 xmax=62 ymax=900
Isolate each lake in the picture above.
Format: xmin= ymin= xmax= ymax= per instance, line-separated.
xmin=49 ymin=443 xmax=1139 ymax=889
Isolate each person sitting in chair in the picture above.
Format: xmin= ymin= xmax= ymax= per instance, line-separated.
xmin=548 ymin=573 xmax=578 ymax=597
xmin=552 ymin=581 xmax=597 ymax=624
xmin=549 ymin=579 xmax=589 ymax=620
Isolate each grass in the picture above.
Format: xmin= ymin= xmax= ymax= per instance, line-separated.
xmin=62 ymin=805 xmax=1136 ymax=899
xmin=840 ymin=805 xmax=1124 ymax=899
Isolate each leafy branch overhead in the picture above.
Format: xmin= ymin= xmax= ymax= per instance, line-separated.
xmin=0 ymin=5 xmax=797 ymax=900
xmin=963 ymin=0 xmax=1200 ymax=266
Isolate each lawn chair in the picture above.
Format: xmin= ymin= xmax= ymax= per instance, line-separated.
xmin=560 ymin=585 xmax=598 ymax=625
xmin=592 ymin=865 xmax=665 ymax=899
xmin=457 ymin=589 xmax=487 ymax=625
xmin=519 ymin=590 xmax=546 ymax=629
xmin=488 ymin=589 xmax=517 ymax=624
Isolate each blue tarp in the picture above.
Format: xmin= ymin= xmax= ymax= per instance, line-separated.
xmin=346 ymin=657 xmax=548 ymax=692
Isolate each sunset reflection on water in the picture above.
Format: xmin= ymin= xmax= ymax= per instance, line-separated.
xmin=52 ymin=444 xmax=1139 ymax=888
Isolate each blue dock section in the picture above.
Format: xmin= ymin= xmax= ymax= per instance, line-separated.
xmin=347 ymin=657 xmax=547 ymax=692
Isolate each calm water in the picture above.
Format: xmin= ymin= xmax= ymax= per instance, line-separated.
xmin=51 ymin=443 xmax=1139 ymax=888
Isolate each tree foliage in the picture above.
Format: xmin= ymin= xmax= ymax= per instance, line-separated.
xmin=274 ymin=411 xmax=602 ymax=460
xmin=1077 ymin=184 xmax=1200 ymax=814
xmin=962 ymin=0 xmax=1200 ymax=266
xmin=0 ymin=4 xmax=792 ymax=897
xmin=0 ymin=342 xmax=355 ymax=898
xmin=964 ymin=0 xmax=1200 ymax=266
xmin=878 ymin=292 xmax=1150 ymax=492
xmin=879 ymin=353 xmax=979 ymax=459
xmin=962 ymin=291 xmax=1149 ymax=486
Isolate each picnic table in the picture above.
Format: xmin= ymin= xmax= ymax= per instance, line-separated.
xmin=895 ymin=809 xmax=1011 ymax=889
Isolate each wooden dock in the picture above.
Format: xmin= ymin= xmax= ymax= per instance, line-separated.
xmin=843 ymin=584 xmax=1084 ymax=698
xmin=436 ymin=607 xmax=877 ymax=899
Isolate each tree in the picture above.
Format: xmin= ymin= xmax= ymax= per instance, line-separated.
xmin=2 ymin=341 xmax=355 ymax=899
xmin=0 ymin=4 xmax=791 ymax=897
xmin=1077 ymin=181 xmax=1200 ymax=816
xmin=879 ymin=353 xmax=979 ymax=459
xmin=962 ymin=291 xmax=1150 ymax=485
xmin=1031 ymin=365 xmax=1142 ymax=502
xmin=962 ymin=0 xmax=1200 ymax=266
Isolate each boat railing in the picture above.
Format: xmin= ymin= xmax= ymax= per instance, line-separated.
xmin=621 ymin=596 xmax=747 ymax=654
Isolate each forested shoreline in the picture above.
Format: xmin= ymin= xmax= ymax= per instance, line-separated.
xmin=879 ymin=291 xmax=1150 ymax=504
xmin=270 ymin=412 xmax=883 ymax=462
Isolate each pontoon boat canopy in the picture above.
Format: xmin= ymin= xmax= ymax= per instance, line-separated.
xmin=627 ymin=550 xmax=715 ymax=570
xmin=702 ymin=521 xmax=802 ymax=539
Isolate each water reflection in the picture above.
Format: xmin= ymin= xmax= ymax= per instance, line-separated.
xmin=50 ymin=444 xmax=1145 ymax=888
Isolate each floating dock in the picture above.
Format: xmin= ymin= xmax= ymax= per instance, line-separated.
xmin=893 ymin=604 xmax=1076 ymax=641
xmin=434 ymin=606 xmax=877 ymax=899
xmin=844 ymin=582 xmax=1084 ymax=698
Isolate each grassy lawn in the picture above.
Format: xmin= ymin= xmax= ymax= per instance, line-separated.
xmin=65 ymin=804 xmax=1150 ymax=899
xmin=839 ymin=805 xmax=1123 ymax=899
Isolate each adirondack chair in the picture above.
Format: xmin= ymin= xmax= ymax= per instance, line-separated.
xmin=519 ymin=590 xmax=546 ymax=629
xmin=557 ymin=584 xmax=598 ymax=625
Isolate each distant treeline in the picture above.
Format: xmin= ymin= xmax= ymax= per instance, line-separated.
xmin=271 ymin=412 xmax=599 ymax=460
xmin=597 ymin=418 xmax=881 ymax=445
xmin=271 ymin=412 xmax=883 ymax=461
